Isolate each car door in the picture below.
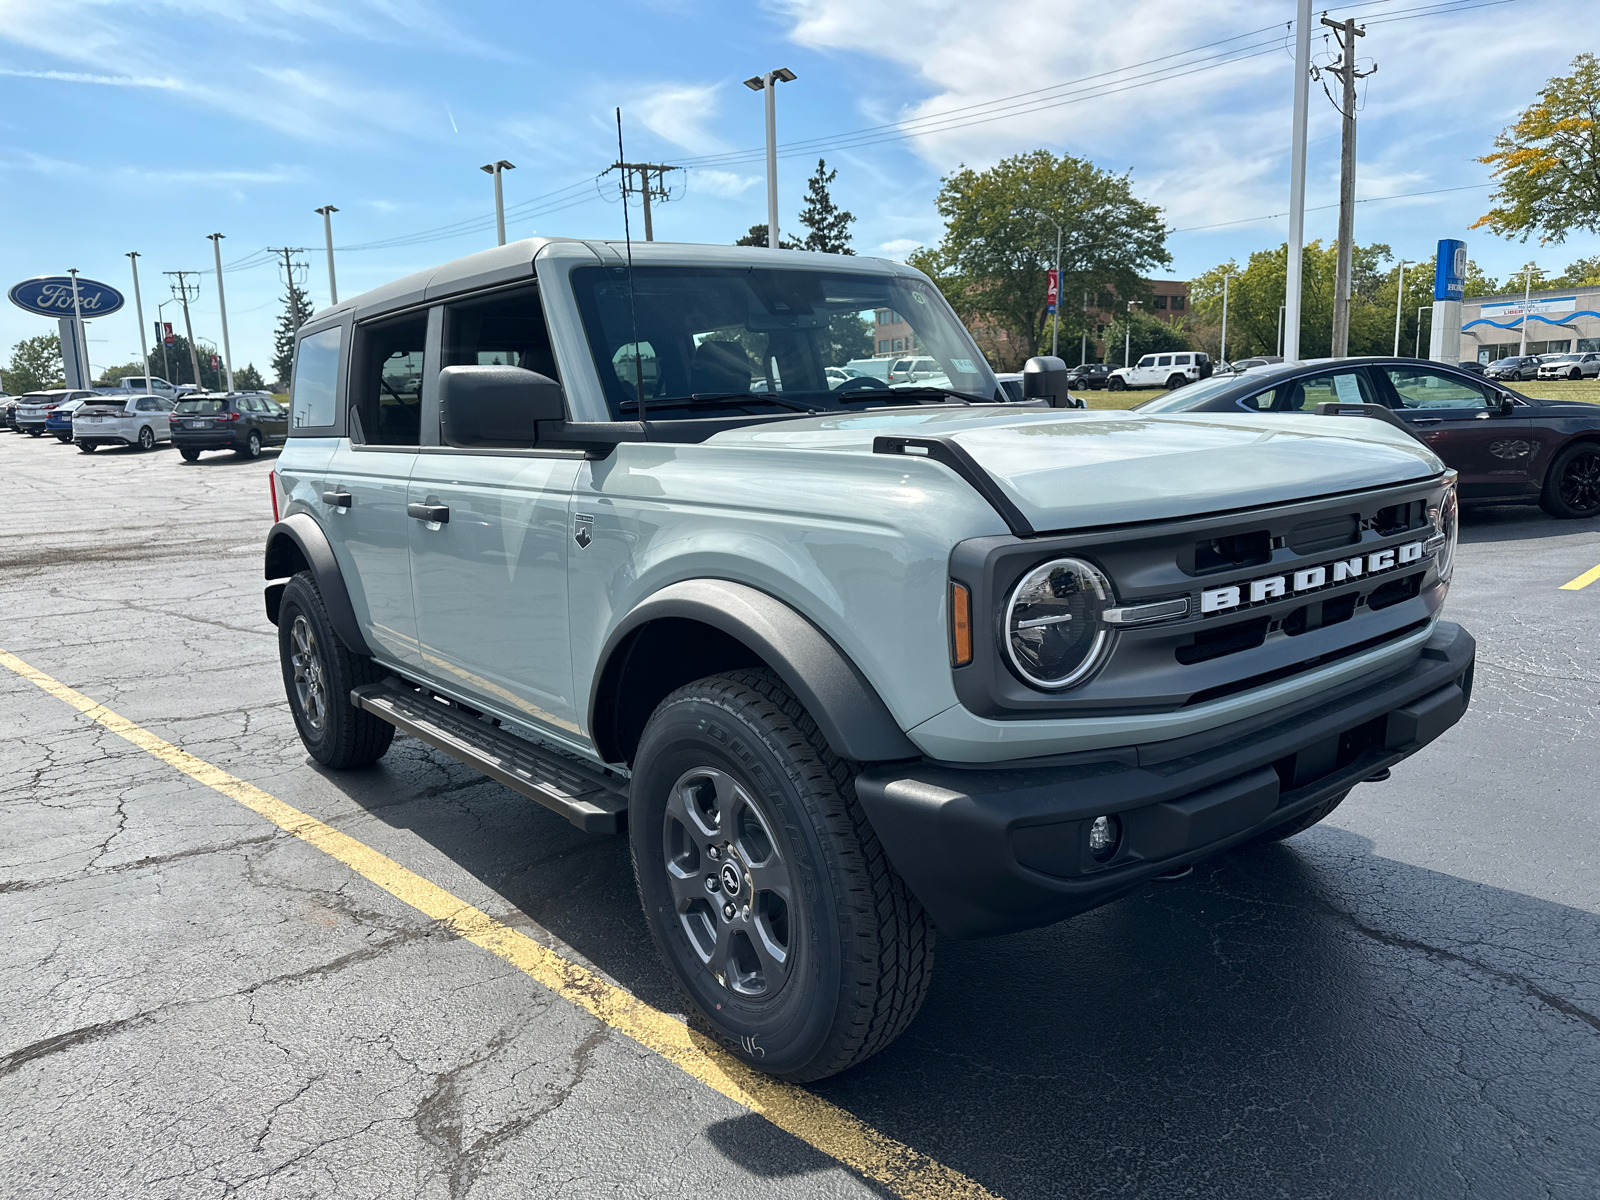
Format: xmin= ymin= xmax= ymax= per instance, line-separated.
xmin=1377 ymin=364 xmax=1535 ymax=499
xmin=406 ymin=290 xmax=583 ymax=739
xmin=1131 ymin=355 xmax=1157 ymax=386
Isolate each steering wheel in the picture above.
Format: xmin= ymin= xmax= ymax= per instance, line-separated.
xmin=833 ymin=376 xmax=883 ymax=394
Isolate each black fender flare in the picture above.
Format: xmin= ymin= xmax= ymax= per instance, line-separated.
xmin=589 ymin=579 xmax=919 ymax=764
xmin=263 ymin=513 xmax=372 ymax=657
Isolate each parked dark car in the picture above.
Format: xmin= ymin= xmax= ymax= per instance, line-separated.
xmin=1132 ymin=356 xmax=1600 ymax=518
xmin=1457 ymin=360 xmax=1488 ymax=376
xmin=3 ymin=397 xmax=22 ymax=430
xmin=1064 ymin=362 xmax=1113 ymax=389
xmin=1484 ymin=355 xmax=1541 ymax=382
xmin=169 ymin=392 xmax=288 ymax=460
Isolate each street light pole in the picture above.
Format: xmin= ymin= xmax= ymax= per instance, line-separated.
xmin=479 ymin=161 xmax=515 ymax=246
xmin=744 ymin=69 xmax=797 ymax=249
xmin=1518 ymin=261 xmax=1538 ymax=355
xmin=1284 ymin=0 xmax=1312 ymax=363
xmin=1125 ymin=300 xmax=1141 ymax=367
xmin=1278 ymin=303 xmax=1287 ymax=357
xmin=1220 ymin=272 xmax=1233 ymax=365
xmin=207 ymin=234 xmax=235 ymax=393
xmin=314 ymin=205 xmax=339 ymax=304
xmin=66 ymin=268 xmax=89 ymax=386
xmin=1393 ymin=259 xmax=1414 ymax=356
xmin=126 ymin=252 xmax=150 ymax=386
xmin=1416 ymin=305 xmax=1432 ymax=359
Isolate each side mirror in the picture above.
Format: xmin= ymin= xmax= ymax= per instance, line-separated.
xmin=1022 ymin=355 xmax=1075 ymax=408
xmin=439 ymin=365 xmax=565 ymax=447
xmin=1499 ymin=395 xmax=1516 ymax=415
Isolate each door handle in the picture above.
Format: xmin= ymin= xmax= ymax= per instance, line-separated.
xmin=322 ymin=490 xmax=352 ymax=508
xmin=1411 ymin=418 xmax=1442 ymax=426
xmin=407 ymin=502 xmax=450 ymax=524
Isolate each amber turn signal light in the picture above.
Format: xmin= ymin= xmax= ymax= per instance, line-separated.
xmin=949 ymin=582 xmax=973 ymax=667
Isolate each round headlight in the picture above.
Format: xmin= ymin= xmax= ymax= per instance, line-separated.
xmin=1003 ymin=557 xmax=1115 ymax=689
xmin=1430 ymin=483 xmax=1459 ymax=583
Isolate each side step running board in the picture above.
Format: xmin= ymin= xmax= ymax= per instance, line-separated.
xmin=350 ymin=679 xmax=629 ymax=834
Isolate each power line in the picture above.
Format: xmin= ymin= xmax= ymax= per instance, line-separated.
xmin=1168 ymin=182 xmax=1491 ymax=235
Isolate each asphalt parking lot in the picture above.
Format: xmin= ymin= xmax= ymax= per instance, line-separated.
xmin=3 ymin=430 xmax=1599 ymax=1199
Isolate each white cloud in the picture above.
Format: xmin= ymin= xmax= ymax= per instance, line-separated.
xmin=0 ymin=67 xmax=180 ymax=88
xmin=689 ymin=169 xmax=759 ymax=198
xmin=628 ymin=82 xmax=728 ymax=154
xmin=876 ymin=237 xmax=922 ymax=259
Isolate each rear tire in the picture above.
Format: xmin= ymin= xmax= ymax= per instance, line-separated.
xmin=1248 ymin=789 xmax=1350 ymax=844
xmin=137 ymin=425 xmax=155 ymax=451
xmin=180 ymin=448 xmax=201 ymax=462
xmin=630 ymin=669 xmax=934 ymax=1082
xmin=27 ymin=429 xmax=41 ymax=437
xmin=238 ymin=429 xmax=261 ymax=459
xmin=1539 ymin=441 xmax=1600 ymax=519
xmin=1166 ymin=374 xmax=1186 ymax=390
xmin=276 ymin=572 xmax=395 ymax=769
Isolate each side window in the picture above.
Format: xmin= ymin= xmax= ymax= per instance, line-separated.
xmin=443 ymin=287 xmax=559 ymax=379
xmin=1156 ymin=355 xmax=1172 ymax=367
xmin=1238 ymin=370 xmax=1376 ymax=412
xmin=352 ymin=315 xmax=426 ymax=446
xmin=1138 ymin=356 xmax=1156 ymax=368
xmin=1385 ymin=367 xmax=1490 ymax=409
xmin=291 ymin=326 xmax=342 ymax=430
xmin=1175 ymin=354 xmax=1191 ymax=365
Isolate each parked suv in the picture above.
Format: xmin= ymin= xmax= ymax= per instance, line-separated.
xmin=15 ymin=389 xmax=95 ymax=436
xmin=73 ymin=393 xmax=174 ymax=451
xmin=1108 ymin=351 xmax=1212 ymax=391
xmin=170 ymin=392 xmax=288 ymax=460
xmin=1484 ymin=355 xmax=1541 ymax=382
xmin=265 ymin=240 xmax=1473 ymax=1082
xmin=1536 ymin=352 xmax=1600 ymax=381
xmin=1065 ymin=362 xmax=1113 ymax=390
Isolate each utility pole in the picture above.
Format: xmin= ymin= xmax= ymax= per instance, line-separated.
xmin=1220 ymin=271 xmax=1234 ymax=365
xmin=1080 ymin=292 xmax=1088 ymax=366
xmin=164 ymin=271 xmax=205 ymax=389
xmin=1285 ymin=0 xmax=1312 ymax=363
xmin=1517 ymin=261 xmax=1539 ymax=355
xmin=1322 ymin=14 xmax=1374 ymax=358
xmin=480 ymin=161 xmax=515 ymax=246
xmin=207 ymin=234 xmax=235 ymax=393
xmin=126 ymin=252 xmax=150 ymax=386
xmin=1416 ymin=305 xmax=1432 ymax=359
xmin=608 ymin=162 xmax=681 ymax=241
xmin=1393 ymin=259 xmax=1414 ymax=356
xmin=314 ymin=206 xmax=339 ymax=303
xmin=744 ymin=68 xmax=798 ymax=248
xmin=66 ymin=269 xmax=89 ymax=386
xmin=1125 ymin=300 xmax=1141 ymax=367
xmin=268 ymin=248 xmax=310 ymax=332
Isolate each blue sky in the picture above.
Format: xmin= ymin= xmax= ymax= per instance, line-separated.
xmin=1 ymin=0 xmax=1594 ymax=381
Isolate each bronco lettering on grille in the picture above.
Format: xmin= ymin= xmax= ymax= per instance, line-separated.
xmin=1199 ymin=539 xmax=1428 ymax=615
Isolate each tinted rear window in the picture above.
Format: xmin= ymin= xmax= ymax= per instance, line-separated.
xmin=175 ymin=399 xmax=229 ymax=414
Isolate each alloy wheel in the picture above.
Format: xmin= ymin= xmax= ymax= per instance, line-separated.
xmin=289 ymin=615 xmax=328 ymax=732
xmin=1558 ymin=450 xmax=1600 ymax=514
xmin=138 ymin=426 xmax=154 ymax=450
xmin=662 ymin=766 xmax=794 ymax=999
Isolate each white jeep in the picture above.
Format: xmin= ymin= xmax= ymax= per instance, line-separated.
xmin=1109 ymin=351 xmax=1211 ymax=391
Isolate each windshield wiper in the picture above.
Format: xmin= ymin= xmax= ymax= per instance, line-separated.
xmin=619 ymin=391 xmax=821 ymax=414
xmin=835 ymin=386 xmax=988 ymax=405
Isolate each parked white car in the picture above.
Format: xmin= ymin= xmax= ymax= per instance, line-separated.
xmin=73 ymin=393 xmax=175 ymax=452
xmin=1108 ymin=351 xmax=1213 ymax=391
xmin=887 ymin=355 xmax=943 ymax=385
xmin=843 ymin=357 xmax=891 ymax=383
xmin=1536 ymin=353 xmax=1600 ymax=381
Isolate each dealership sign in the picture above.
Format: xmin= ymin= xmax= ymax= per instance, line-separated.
xmin=1479 ymin=296 xmax=1578 ymax=319
xmin=7 ymin=275 xmax=126 ymax=319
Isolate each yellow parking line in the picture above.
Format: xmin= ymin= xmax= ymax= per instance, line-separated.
xmin=0 ymin=647 xmax=998 ymax=1200
xmin=1559 ymin=563 xmax=1600 ymax=591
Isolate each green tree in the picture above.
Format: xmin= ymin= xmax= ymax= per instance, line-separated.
xmin=5 ymin=333 xmax=64 ymax=393
xmin=145 ymin=334 xmax=227 ymax=389
xmin=235 ymin=363 xmax=266 ymax=391
xmin=1099 ymin=310 xmax=1192 ymax=366
xmin=796 ymin=158 xmax=855 ymax=254
xmin=1473 ymin=53 xmax=1600 ymax=244
xmin=912 ymin=150 xmax=1170 ymax=368
xmin=1548 ymin=255 xmax=1600 ymax=287
xmin=734 ymin=224 xmax=801 ymax=250
xmin=271 ymin=284 xmax=314 ymax=388
xmin=94 ymin=359 xmax=146 ymax=387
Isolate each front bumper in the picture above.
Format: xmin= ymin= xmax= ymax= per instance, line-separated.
xmin=856 ymin=621 xmax=1474 ymax=938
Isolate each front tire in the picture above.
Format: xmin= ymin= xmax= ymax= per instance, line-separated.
xmin=1571 ymin=369 xmax=1583 ymax=381
xmin=630 ymin=669 xmax=934 ymax=1082
xmin=276 ymin=572 xmax=395 ymax=768
xmin=77 ymin=442 xmax=97 ymax=453
xmin=1108 ymin=376 xmax=1126 ymax=392
xmin=1539 ymin=441 xmax=1600 ymax=519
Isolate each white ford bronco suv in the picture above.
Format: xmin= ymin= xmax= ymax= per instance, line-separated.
xmin=265 ymin=240 xmax=1473 ymax=1081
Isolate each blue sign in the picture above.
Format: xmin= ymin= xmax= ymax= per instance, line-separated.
xmin=7 ymin=275 xmax=125 ymax=319
xmin=1434 ymin=239 xmax=1466 ymax=303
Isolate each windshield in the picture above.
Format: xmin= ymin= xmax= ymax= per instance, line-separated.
xmin=175 ymin=398 xmax=229 ymax=414
xmin=1546 ymin=355 xmax=1578 ymax=363
xmin=570 ymin=264 xmax=999 ymax=420
xmin=1131 ymin=375 xmax=1252 ymax=413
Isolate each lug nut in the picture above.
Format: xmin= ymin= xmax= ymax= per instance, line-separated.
xmin=722 ymin=902 xmax=736 ymax=919
xmin=705 ymin=874 xmax=719 ymax=892
xmin=706 ymin=845 xmax=720 ymax=860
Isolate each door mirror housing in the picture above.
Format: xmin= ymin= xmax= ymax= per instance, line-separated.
xmin=1499 ymin=394 xmax=1516 ymax=415
xmin=1022 ymin=356 xmax=1080 ymax=408
xmin=439 ymin=365 xmax=566 ymax=447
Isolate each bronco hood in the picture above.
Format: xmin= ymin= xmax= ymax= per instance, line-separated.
xmin=716 ymin=407 xmax=1444 ymax=532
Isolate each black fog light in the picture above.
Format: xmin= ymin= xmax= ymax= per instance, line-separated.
xmin=1087 ymin=814 xmax=1121 ymax=862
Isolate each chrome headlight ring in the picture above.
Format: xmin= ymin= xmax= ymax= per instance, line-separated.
xmin=1002 ymin=556 xmax=1116 ymax=690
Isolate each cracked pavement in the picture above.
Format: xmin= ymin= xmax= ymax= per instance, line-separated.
xmin=3 ymin=432 xmax=1599 ymax=1198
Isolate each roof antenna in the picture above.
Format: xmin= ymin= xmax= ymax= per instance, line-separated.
xmin=616 ymin=107 xmax=647 ymax=430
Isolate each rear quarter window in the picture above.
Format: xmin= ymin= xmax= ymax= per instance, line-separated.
xmin=291 ymin=326 xmax=342 ymax=431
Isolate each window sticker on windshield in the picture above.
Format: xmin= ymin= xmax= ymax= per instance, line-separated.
xmin=911 ymin=291 xmax=928 ymax=305
xmin=1333 ymin=374 xmax=1364 ymax=403
xmin=952 ymin=358 xmax=976 ymax=373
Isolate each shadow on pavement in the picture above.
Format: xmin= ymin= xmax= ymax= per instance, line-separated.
xmin=1459 ymin=503 xmax=1586 ymax=543
xmin=322 ymin=753 xmax=1600 ymax=1199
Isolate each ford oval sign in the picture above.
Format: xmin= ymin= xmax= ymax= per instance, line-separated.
xmin=8 ymin=276 xmax=126 ymax=319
